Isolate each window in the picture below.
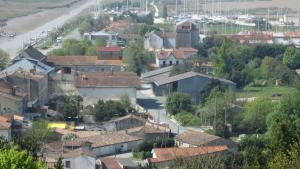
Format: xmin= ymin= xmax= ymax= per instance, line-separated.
xmin=162 ymin=61 xmax=166 ymax=66
xmin=65 ymin=161 xmax=71 ymax=168
xmin=176 ymin=61 xmax=179 ymax=65
xmin=169 ymin=61 xmax=173 ymax=65
xmin=62 ymin=67 xmax=71 ymax=74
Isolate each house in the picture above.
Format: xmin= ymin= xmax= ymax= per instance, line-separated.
xmin=142 ymin=69 xmax=235 ymax=103
xmin=99 ymin=157 xmax=137 ymax=169
xmin=0 ymin=79 xmax=26 ymax=114
xmin=84 ymin=31 xmax=121 ymax=46
xmin=62 ymin=149 xmax=97 ymax=169
xmin=0 ymin=57 xmax=53 ymax=112
xmin=175 ymin=20 xmax=199 ymax=48
xmin=144 ymin=30 xmax=176 ymax=51
xmin=155 ymin=48 xmax=198 ymax=68
xmin=149 ymin=146 xmax=228 ymax=168
xmin=176 ymin=129 xmax=238 ymax=152
xmin=127 ymin=122 xmax=171 ymax=140
xmin=43 ymin=142 xmax=97 ymax=169
xmin=64 ymin=133 xmax=143 ymax=157
xmin=75 ymin=72 xmax=140 ymax=106
xmin=155 ymin=50 xmax=185 ymax=67
xmin=13 ymin=46 xmax=47 ymax=63
xmin=47 ymin=56 xmax=124 ymax=73
xmin=97 ymin=47 xmax=122 ymax=60
xmin=0 ymin=116 xmax=11 ymax=140
xmin=229 ymin=31 xmax=273 ymax=44
xmin=112 ymin=114 xmax=147 ymax=131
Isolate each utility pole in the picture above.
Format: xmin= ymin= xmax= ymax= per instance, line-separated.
xmin=176 ymin=0 xmax=178 ymax=16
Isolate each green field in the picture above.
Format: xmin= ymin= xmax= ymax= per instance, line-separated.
xmin=236 ymin=86 xmax=298 ymax=98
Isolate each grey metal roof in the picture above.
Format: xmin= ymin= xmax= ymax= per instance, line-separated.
xmin=15 ymin=46 xmax=46 ymax=62
xmin=141 ymin=66 xmax=173 ymax=79
xmin=1 ymin=58 xmax=54 ymax=76
xmin=151 ymin=71 xmax=235 ymax=86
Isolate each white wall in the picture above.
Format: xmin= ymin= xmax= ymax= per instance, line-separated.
xmin=63 ymin=155 xmax=96 ymax=169
xmin=77 ymin=87 xmax=137 ymax=106
xmin=0 ymin=128 xmax=11 ymax=141
xmin=157 ymin=55 xmax=183 ymax=67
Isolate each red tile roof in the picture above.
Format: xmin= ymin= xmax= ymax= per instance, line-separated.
xmin=65 ymin=133 xmax=142 ymax=148
xmin=150 ymin=146 xmax=228 ymax=163
xmin=75 ymin=72 xmax=140 ymax=88
xmin=156 ymin=50 xmax=185 ymax=60
xmin=48 ymin=56 xmax=123 ymax=66
xmin=177 ymin=48 xmax=198 ymax=53
xmin=97 ymin=47 xmax=122 ymax=52
xmin=100 ymin=157 xmax=122 ymax=169
xmin=63 ymin=149 xmax=96 ymax=159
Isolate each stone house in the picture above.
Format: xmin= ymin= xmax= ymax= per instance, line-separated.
xmin=64 ymin=133 xmax=143 ymax=157
xmin=175 ymin=20 xmax=199 ymax=48
xmin=112 ymin=114 xmax=147 ymax=131
xmin=75 ymin=72 xmax=140 ymax=106
xmin=155 ymin=48 xmax=198 ymax=68
xmin=149 ymin=145 xmax=228 ymax=168
xmin=62 ymin=149 xmax=97 ymax=169
xmin=176 ymin=129 xmax=238 ymax=152
xmin=144 ymin=30 xmax=176 ymax=51
xmin=99 ymin=157 xmax=137 ymax=169
xmin=97 ymin=47 xmax=122 ymax=60
xmin=0 ymin=57 xmax=53 ymax=113
xmin=47 ymin=56 xmax=124 ymax=74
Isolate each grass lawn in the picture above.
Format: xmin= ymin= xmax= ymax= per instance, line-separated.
xmin=236 ymin=86 xmax=298 ymax=99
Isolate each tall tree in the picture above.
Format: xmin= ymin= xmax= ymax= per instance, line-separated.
xmin=283 ymin=47 xmax=300 ymax=69
xmin=0 ymin=49 xmax=9 ymax=70
xmin=54 ymin=157 xmax=64 ymax=169
xmin=0 ymin=147 xmax=45 ymax=169
xmin=123 ymin=38 xmax=154 ymax=75
xmin=166 ymin=92 xmax=192 ymax=115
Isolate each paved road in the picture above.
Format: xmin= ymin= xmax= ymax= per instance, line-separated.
xmin=0 ymin=0 xmax=94 ymax=57
xmin=137 ymin=84 xmax=187 ymax=134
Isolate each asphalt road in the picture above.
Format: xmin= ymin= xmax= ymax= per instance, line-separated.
xmin=0 ymin=0 xmax=94 ymax=57
xmin=137 ymin=84 xmax=187 ymax=134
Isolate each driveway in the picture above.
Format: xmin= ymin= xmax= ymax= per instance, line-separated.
xmin=137 ymin=84 xmax=187 ymax=134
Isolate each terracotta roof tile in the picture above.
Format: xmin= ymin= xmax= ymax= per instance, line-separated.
xmin=75 ymin=72 xmax=140 ymax=88
xmin=176 ymin=130 xmax=220 ymax=146
xmin=150 ymin=146 xmax=228 ymax=163
xmin=48 ymin=56 xmax=98 ymax=65
xmin=0 ymin=121 xmax=11 ymax=129
xmin=65 ymin=133 xmax=142 ymax=148
xmin=177 ymin=48 xmax=198 ymax=53
xmin=63 ymin=148 xmax=96 ymax=159
xmin=156 ymin=50 xmax=185 ymax=60
xmin=100 ymin=157 xmax=122 ymax=169
xmin=97 ymin=47 xmax=122 ymax=52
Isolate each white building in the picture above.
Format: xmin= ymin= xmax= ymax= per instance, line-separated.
xmin=62 ymin=149 xmax=97 ymax=169
xmin=0 ymin=121 xmax=11 ymax=141
xmin=64 ymin=133 xmax=143 ymax=157
xmin=155 ymin=48 xmax=198 ymax=68
xmin=75 ymin=72 xmax=140 ymax=106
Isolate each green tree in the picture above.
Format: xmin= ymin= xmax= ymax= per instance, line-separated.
xmin=162 ymin=4 xmax=168 ymax=19
xmin=120 ymin=94 xmax=131 ymax=112
xmin=0 ymin=49 xmax=9 ymax=70
xmin=0 ymin=147 xmax=45 ymax=169
xmin=239 ymin=135 xmax=269 ymax=169
xmin=166 ymin=92 xmax=192 ymax=115
xmin=47 ymin=48 xmax=68 ymax=56
xmin=260 ymin=56 xmax=295 ymax=85
xmin=123 ymin=38 xmax=154 ymax=75
xmin=242 ymin=97 xmax=275 ymax=133
xmin=283 ymin=47 xmax=300 ymax=69
xmin=95 ymin=37 xmax=107 ymax=47
xmin=268 ymin=140 xmax=300 ymax=169
xmin=54 ymin=157 xmax=64 ymax=169
xmin=55 ymin=95 xmax=83 ymax=119
xmin=92 ymin=100 xmax=127 ymax=122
